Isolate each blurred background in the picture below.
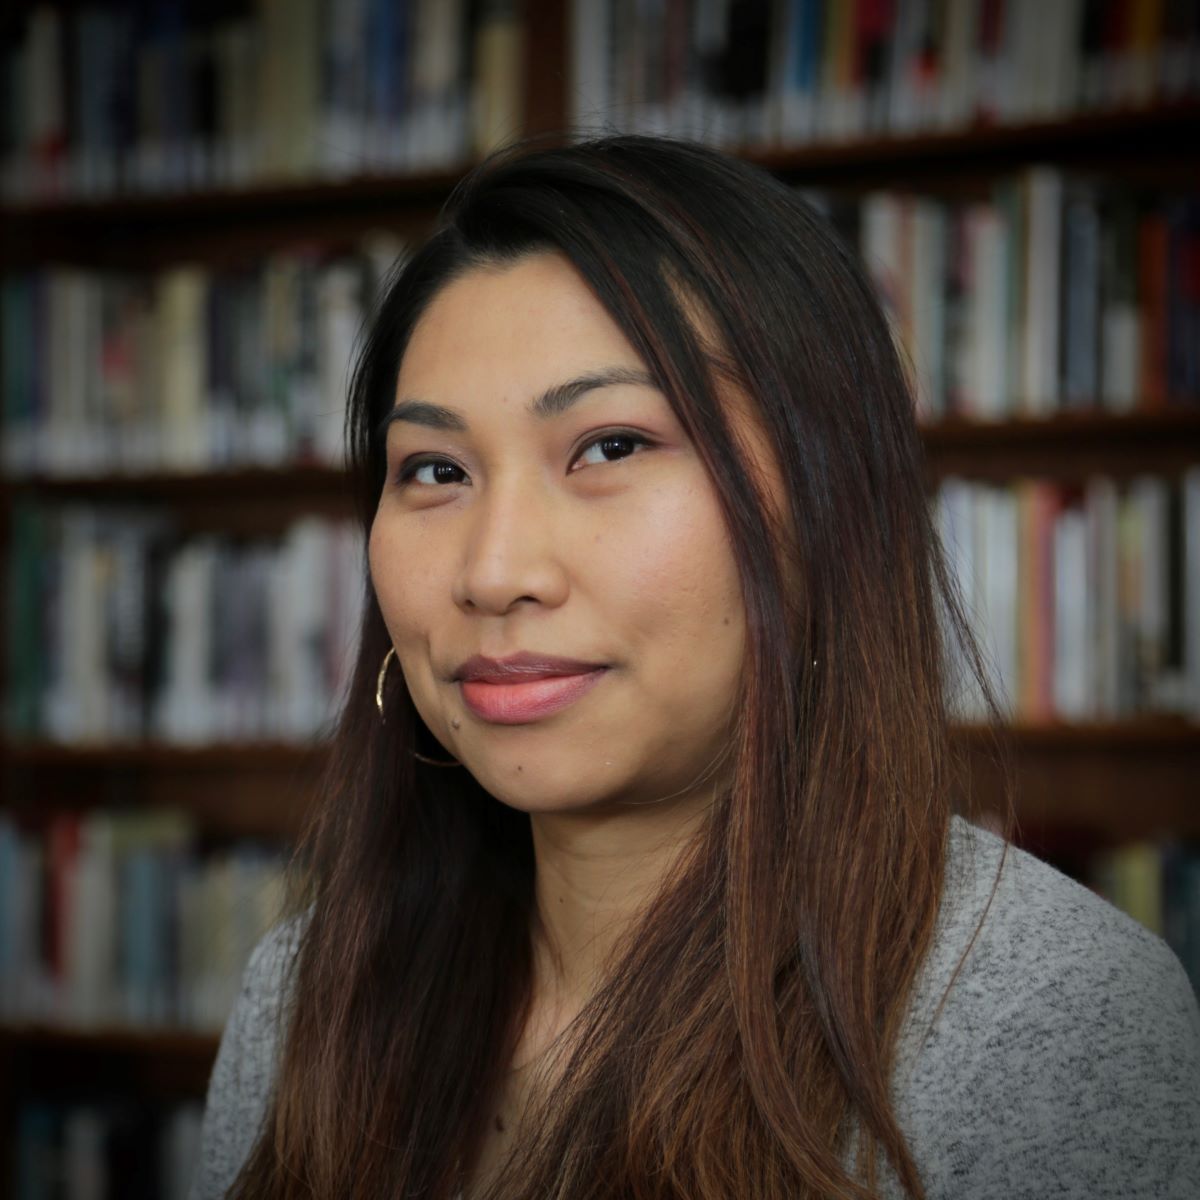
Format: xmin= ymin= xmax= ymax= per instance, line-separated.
xmin=0 ymin=0 xmax=1197 ymax=1195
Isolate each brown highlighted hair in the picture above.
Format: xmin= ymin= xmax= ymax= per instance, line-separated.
xmin=229 ymin=133 xmax=1014 ymax=1199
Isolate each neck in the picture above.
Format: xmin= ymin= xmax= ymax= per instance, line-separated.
xmin=527 ymin=788 xmax=714 ymax=1018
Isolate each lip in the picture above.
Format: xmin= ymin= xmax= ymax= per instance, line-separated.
xmin=454 ymin=651 xmax=608 ymax=683
xmin=460 ymin=668 xmax=609 ymax=724
xmin=453 ymin=651 xmax=612 ymax=726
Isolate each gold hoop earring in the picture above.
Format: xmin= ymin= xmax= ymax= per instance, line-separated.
xmin=375 ymin=647 xmax=396 ymax=719
xmin=412 ymin=749 xmax=463 ymax=767
xmin=375 ymin=647 xmax=463 ymax=767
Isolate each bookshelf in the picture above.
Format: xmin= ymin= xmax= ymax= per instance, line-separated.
xmin=1 ymin=0 xmax=1198 ymax=1195
xmin=2 ymin=1025 xmax=219 ymax=1099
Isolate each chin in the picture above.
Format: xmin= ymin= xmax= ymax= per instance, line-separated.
xmin=465 ymin=755 xmax=631 ymax=816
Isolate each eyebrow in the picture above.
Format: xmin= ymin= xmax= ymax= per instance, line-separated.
xmin=377 ymin=365 xmax=658 ymax=439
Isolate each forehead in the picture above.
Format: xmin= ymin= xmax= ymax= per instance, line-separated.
xmin=397 ymin=252 xmax=640 ymax=398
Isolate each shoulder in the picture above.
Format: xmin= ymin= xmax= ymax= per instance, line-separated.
xmin=921 ymin=816 xmax=1197 ymax=1028
xmin=888 ymin=815 xmax=1200 ymax=1200
xmin=188 ymin=912 xmax=307 ymax=1200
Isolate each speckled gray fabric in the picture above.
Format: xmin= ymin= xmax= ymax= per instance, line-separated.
xmin=188 ymin=815 xmax=1200 ymax=1198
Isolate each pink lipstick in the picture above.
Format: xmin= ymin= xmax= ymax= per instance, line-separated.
xmin=453 ymin=651 xmax=611 ymax=724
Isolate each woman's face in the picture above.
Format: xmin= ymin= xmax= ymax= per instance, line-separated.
xmin=368 ymin=250 xmax=758 ymax=816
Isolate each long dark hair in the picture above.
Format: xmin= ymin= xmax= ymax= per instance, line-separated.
xmin=230 ymin=132 xmax=1014 ymax=1199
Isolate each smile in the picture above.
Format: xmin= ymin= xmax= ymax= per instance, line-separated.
xmin=459 ymin=668 xmax=609 ymax=724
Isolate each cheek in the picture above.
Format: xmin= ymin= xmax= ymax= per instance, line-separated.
xmin=369 ymin=519 xmax=451 ymax=725
xmin=368 ymin=518 xmax=434 ymax=645
xmin=620 ymin=486 xmax=745 ymax=684
xmin=367 ymin=520 xmax=398 ymax=625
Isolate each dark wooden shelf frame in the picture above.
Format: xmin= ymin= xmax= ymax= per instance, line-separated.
xmin=2 ymin=406 xmax=1197 ymax=503
xmin=0 ymin=463 xmax=356 ymax=503
xmin=3 ymin=101 xmax=1197 ymax=269
xmin=920 ymin=407 xmax=1200 ymax=481
xmin=0 ymin=1024 xmax=219 ymax=1101
xmin=3 ymin=99 xmax=1196 ymax=227
xmin=0 ymin=1023 xmax=219 ymax=1058
xmin=3 ymin=716 xmax=1198 ymax=846
xmin=750 ymin=98 xmax=1200 ymax=185
xmin=3 ymin=738 xmax=330 ymax=770
xmin=4 ymin=717 xmax=1198 ymax=769
xmin=1 ymin=1 xmax=1197 ymax=1154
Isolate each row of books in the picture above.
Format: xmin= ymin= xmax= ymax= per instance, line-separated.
xmin=5 ymin=506 xmax=364 ymax=745
xmin=572 ymin=0 xmax=1200 ymax=149
xmin=1 ymin=808 xmax=1194 ymax=1040
xmin=0 ymin=0 xmax=523 ymax=202
xmin=0 ymin=234 xmax=405 ymax=477
xmin=1089 ymin=838 xmax=1200 ymax=996
xmin=5 ymin=172 xmax=1197 ymax=481
xmin=14 ymin=1099 xmax=202 ymax=1200
xmin=6 ymin=463 xmax=1199 ymax=748
xmin=815 ymin=176 xmax=1200 ymax=421
xmin=936 ymin=469 xmax=1200 ymax=724
xmin=0 ymin=809 xmax=284 ymax=1032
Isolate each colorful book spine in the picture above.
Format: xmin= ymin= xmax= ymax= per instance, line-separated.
xmin=0 ymin=237 xmax=406 ymax=478
xmin=1090 ymin=837 xmax=1200 ymax=997
xmin=567 ymin=0 xmax=1200 ymax=153
xmin=0 ymin=0 xmax=490 ymax=201
xmin=14 ymin=1099 xmax=204 ymax=1200
xmin=4 ymin=504 xmax=364 ymax=746
xmin=846 ymin=173 xmax=1200 ymax=422
xmin=935 ymin=467 xmax=1200 ymax=724
xmin=0 ymin=810 xmax=285 ymax=1033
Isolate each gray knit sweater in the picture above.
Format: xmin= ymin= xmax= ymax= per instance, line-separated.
xmin=188 ymin=816 xmax=1200 ymax=1198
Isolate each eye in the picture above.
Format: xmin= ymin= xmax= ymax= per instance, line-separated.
xmin=570 ymin=430 xmax=653 ymax=470
xmin=393 ymin=432 xmax=652 ymax=487
xmin=396 ymin=456 xmax=465 ymax=484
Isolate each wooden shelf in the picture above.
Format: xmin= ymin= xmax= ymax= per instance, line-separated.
xmin=749 ymin=99 xmax=1200 ymax=186
xmin=2 ymin=737 xmax=330 ymax=770
xmin=920 ymin=408 xmax=1200 ymax=481
xmin=0 ymin=1 xmax=1195 ymax=1171
xmin=0 ymin=1024 xmax=218 ymax=1099
xmin=4 ymin=719 xmax=1196 ymax=768
xmin=1 ymin=409 xmax=1197 ymax=510
xmin=3 ymin=720 xmax=1196 ymax=845
xmin=954 ymin=715 xmax=1200 ymax=749
xmin=0 ymin=464 xmax=358 ymax=535
xmin=0 ymin=1023 xmax=218 ymax=1058
xmin=2 ymin=739 xmax=327 ymax=840
xmin=953 ymin=717 xmax=1200 ymax=847
xmin=0 ymin=163 xmax=471 ymax=225
xmin=3 ymin=102 xmax=1196 ymax=268
xmin=0 ymin=463 xmax=352 ymax=502
xmin=3 ymin=101 xmax=1195 ymax=230
xmin=1 ymin=723 xmax=1196 ymax=1091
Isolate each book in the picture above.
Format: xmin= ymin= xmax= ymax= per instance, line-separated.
xmin=0 ymin=0 xmax=485 ymax=203
xmin=14 ymin=1099 xmax=205 ymax=1200
xmin=7 ymin=506 xmax=363 ymax=746
xmin=798 ymin=169 xmax=1200 ymax=423
xmin=0 ymin=809 xmax=283 ymax=1032
xmin=933 ymin=470 xmax=1200 ymax=724
xmin=0 ymin=242 xmax=406 ymax=478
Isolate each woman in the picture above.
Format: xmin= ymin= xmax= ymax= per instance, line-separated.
xmin=190 ymin=134 xmax=1199 ymax=1200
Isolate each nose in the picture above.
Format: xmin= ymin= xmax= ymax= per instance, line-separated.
xmin=450 ymin=472 xmax=570 ymax=616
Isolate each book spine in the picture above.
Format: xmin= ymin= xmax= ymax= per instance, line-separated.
xmin=1138 ymin=206 xmax=1170 ymax=410
xmin=933 ymin=467 xmax=1200 ymax=725
xmin=3 ymin=811 xmax=291 ymax=1032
